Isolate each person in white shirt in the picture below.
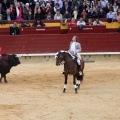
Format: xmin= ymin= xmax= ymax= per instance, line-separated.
xmin=77 ymin=17 xmax=86 ymax=29
xmin=61 ymin=35 xmax=82 ymax=75
xmin=93 ymin=18 xmax=104 ymax=25
xmin=106 ymin=8 xmax=117 ymax=22
xmin=54 ymin=9 xmax=63 ymax=20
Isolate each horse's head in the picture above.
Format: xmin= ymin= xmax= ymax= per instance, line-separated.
xmin=55 ymin=52 xmax=65 ymax=66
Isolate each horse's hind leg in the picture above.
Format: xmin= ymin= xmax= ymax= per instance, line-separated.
xmin=76 ymin=73 xmax=81 ymax=89
xmin=0 ymin=74 xmax=2 ymax=83
xmin=63 ymin=74 xmax=68 ymax=93
xmin=76 ymin=79 xmax=80 ymax=89
xmin=73 ymin=76 xmax=78 ymax=93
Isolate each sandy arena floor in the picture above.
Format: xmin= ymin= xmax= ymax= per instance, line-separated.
xmin=0 ymin=57 xmax=120 ymax=120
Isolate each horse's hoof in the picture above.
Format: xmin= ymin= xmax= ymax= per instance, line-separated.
xmin=63 ymin=88 xmax=66 ymax=93
xmin=75 ymin=88 xmax=78 ymax=93
xmin=5 ymin=81 xmax=8 ymax=83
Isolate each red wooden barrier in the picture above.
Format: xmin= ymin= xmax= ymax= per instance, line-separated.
xmin=0 ymin=28 xmax=10 ymax=35
xmin=20 ymin=26 xmax=61 ymax=34
xmin=68 ymin=25 xmax=106 ymax=33
xmin=0 ymin=33 xmax=120 ymax=54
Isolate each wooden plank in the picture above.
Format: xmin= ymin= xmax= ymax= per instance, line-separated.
xmin=20 ymin=26 xmax=61 ymax=34
xmin=68 ymin=25 xmax=106 ymax=33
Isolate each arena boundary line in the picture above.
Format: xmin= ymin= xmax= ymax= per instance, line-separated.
xmin=16 ymin=52 xmax=120 ymax=57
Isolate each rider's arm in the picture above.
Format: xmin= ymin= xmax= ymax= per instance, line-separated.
xmin=75 ymin=43 xmax=81 ymax=53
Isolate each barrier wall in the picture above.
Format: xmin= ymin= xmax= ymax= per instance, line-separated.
xmin=0 ymin=20 xmax=120 ymax=34
xmin=0 ymin=33 xmax=120 ymax=54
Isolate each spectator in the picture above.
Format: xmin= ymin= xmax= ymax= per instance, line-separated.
xmin=68 ymin=17 xmax=77 ymax=26
xmin=77 ymin=17 xmax=86 ymax=29
xmin=2 ymin=0 xmax=10 ymax=11
xmin=35 ymin=8 xmax=45 ymax=20
xmin=39 ymin=0 xmax=46 ymax=8
xmin=23 ymin=3 xmax=32 ymax=20
xmin=61 ymin=1 xmax=71 ymax=15
xmin=86 ymin=18 xmax=93 ymax=25
xmin=44 ymin=3 xmax=53 ymax=15
xmin=100 ymin=0 xmax=107 ymax=10
xmin=16 ymin=2 xmax=23 ymax=21
xmin=72 ymin=6 xmax=79 ymax=20
xmin=106 ymin=8 xmax=116 ymax=22
xmin=9 ymin=3 xmax=16 ymax=16
xmin=34 ymin=2 xmax=40 ymax=19
xmin=3 ymin=8 xmax=15 ymax=20
xmin=10 ymin=22 xmax=19 ymax=35
xmin=0 ymin=3 xmax=5 ymax=15
xmin=87 ymin=7 xmax=97 ymax=18
xmin=32 ymin=18 xmax=45 ymax=27
xmin=93 ymin=18 xmax=104 ymax=25
xmin=63 ymin=9 xmax=71 ymax=21
xmin=45 ymin=10 xmax=54 ymax=20
xmin=105 ymin=2 xmax=113 ymax=14
xmin=94 ymin=2 xmax=101 ymax=14
xmin=85 ymin=0 xmax=91 ymax=12
xmin=20 ymin=20 xmax=31 ymax=27
xmin=113 ymin=2 xmax=118 ymax=12
xmin=116 ymin=0 xmax=120 ymax=8
xmin=13 ymin=0 xmax=18 ymax=7
xmin=116 ymin=8 xmax=120 ymax=22
xmin=81 ymin=1 xmax=87 ymax=13
xmin=81 ymin=9 xmax=87 ymax=21
xmin=89 ymin=1 xmax=96 ymax=11
xmin=27 ymin=0 xmax=34 ymax=15
xmin=54 ymin=0 xmax=63 ymax=9
xmin=72 ymin=0 xmax=80 ymax=8
xmin=47 ymin=0 xmax=54 ymax=8
xmin=54 ymin=9 xmax=63 ymax=20
xmin=92 ymin=0 xmax=98 ymax=7
xmin=54 ymin=3 xmax=60 ymax=14
xmin=97 ymin=8 xmax=106 ymax=18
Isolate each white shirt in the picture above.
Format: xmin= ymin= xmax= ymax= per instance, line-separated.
xmin=70 ymin=42 xmax=76 ymax=54
xmin=77 ymin=21 xmax=86 ymax=26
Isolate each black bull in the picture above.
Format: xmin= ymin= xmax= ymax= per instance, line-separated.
xmin=0 ymin=54 xmax=20 ymax=83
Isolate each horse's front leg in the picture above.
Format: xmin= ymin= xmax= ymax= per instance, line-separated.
xmin=73 ymin=75 xmax=78 ymax=93
xmin=0 ymin=74 xmax=2 ymax=83
xmin=63 ymin=73 xmax=68 ymax=93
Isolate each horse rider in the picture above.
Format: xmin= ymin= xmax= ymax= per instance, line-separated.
xmin=61 ymin=35 xmax=82 ymax=74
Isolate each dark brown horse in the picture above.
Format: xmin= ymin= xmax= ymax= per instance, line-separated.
xmin=55 ymin=51 xmax=84 ymax=93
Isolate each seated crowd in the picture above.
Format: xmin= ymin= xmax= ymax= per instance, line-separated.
xmin=0 ymin=0 xmax=120 ymax=22
xmin=0 ymin=0 xmax=120 ymax=33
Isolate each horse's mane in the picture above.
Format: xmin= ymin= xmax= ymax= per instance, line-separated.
xmin=55 ymin=50 xmax=75 ymax=60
